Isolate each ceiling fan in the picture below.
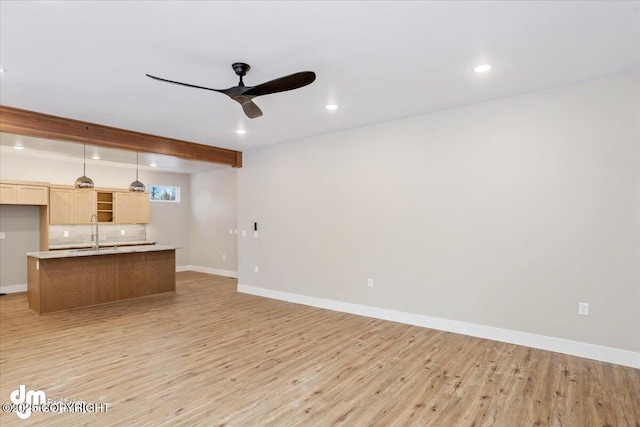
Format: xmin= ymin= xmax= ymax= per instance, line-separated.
xmin=146 ymin=63 xmax=316 ymax=119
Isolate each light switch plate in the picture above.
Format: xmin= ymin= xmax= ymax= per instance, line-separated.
xmin=578 ymin=302 xmax=589 ymax=316
xmin=63 ymin=231 xmax=69 ymax=237
xmin=0 ymin=232 xmax=5 ymax=239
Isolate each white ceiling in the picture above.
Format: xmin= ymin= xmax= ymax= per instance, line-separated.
xmin=1 ymin=1 xmax=639 ymax=172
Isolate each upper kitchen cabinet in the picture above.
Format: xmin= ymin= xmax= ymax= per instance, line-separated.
xmin=114 ymin=192 xmax=149 ymax=224
xmin=0 ymin=183 xmax=16 ymax=204
xmin=134 ymin=193 xmax=150 ymax=224
xmin=49 ymin=187 xmax=96 ymax=224
xmin=74 ymin=190 xmax=98 ymax=223
xmin=49 ymin=188 xmax=73 ymax=224
xmin=47 ymin=187 xmax=149 ymax=225
xmin=0 ymin=181 xmax=49 ymax=205
xmin=114 ymin=192 xmax=133 ymax=223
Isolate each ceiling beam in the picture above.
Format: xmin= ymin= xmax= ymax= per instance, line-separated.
xmin=0 ymin=105 xmax=242 ymax=168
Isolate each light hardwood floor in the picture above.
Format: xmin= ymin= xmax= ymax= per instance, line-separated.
xmin=1 ymin=272 xmax=638 ymax=426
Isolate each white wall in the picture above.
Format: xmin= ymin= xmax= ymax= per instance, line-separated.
xmin=237 ymin=71 xmax=640 ymax=355
xmin=189 ymin=167 xmax=238 ymax=276
xmin=0 ymin=153 xmax=191 ymax=266
xmin=145 ymin=172 xmax=190 ymax=267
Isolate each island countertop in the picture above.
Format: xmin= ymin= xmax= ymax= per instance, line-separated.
xmin=26 ymin=245 xmax=180 ymax=260
xmin=48 ymin=241 xmax=158 ymax=250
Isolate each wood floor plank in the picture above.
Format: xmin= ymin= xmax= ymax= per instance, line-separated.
xmin=1 ymin=271 xmax=638 ymax=426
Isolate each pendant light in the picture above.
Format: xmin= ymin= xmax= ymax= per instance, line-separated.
xmin=129 ymin=152 xmax=145 ymax=192
xmin=74 ymin=144 xmax=94 ymax=188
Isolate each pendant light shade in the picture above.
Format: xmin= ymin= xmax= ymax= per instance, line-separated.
xmin=129 ymin=152 xmax=145 ymax=192
xmin=74 ymin=145 xmax=94 ymax=188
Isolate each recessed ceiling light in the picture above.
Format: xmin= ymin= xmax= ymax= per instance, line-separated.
xmin=91 ymin=154 xmax=100 ymax=160
xmin=473 ymin=64 xmax=492 ymax=73
xmin=150 ymin=162 xmax=157 ymax=167
xmin=13 ymin=145 xmax=24 ymax=150
xmin=325 ymin=104 xmax=338 ymax=110
xmin=236 ymin=129 xmax=246 ymax=135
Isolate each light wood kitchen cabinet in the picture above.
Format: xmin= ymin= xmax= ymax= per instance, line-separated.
xmin=17 ymin=185 xmax=49 ymax=205
xmin=114 ymin=192 xmax=149 ymax=224
xmin=134 ymin=193 xmax=150 ymax=223
xmin=46 ymin=186 xmax=149 ymax=224
xmin=74 ymin=190 xmax=97 ymax=223
xmin=0 ymin=183 xmax=17 ymax=204
xmin=49 ymin=187 xmax=97 ymax=224
xmin=49 ymin=188 xmax=74 ymax=224
xmin=0 ymin=182 xmax=48 ymax=205
xmin=114 ymin=192 xmax=134 ymax=223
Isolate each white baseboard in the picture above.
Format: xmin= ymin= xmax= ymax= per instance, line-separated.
xmin=237 ymin=284 xmax=639 ymax=369
xmin=177 ymin=265 xmax=238 ymax=278
xmin=0 ymin=283 xmax=27 ymax=294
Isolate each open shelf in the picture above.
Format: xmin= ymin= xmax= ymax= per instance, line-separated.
xmin=96 ymin=192 xmax=113 ymax=222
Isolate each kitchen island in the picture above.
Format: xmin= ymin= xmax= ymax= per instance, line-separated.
xmin=26 ymin=245 xmax=177 ymax=314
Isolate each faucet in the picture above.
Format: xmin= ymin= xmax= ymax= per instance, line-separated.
xmin=90 ymin=214 xmax=99 ymax=251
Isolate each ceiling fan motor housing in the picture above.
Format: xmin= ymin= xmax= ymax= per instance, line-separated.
xmin=232 ymin=62 xmax=251 ymax=76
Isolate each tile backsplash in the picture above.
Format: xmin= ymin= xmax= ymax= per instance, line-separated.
xmin=49 ymin=224 xmax=147 ymax=246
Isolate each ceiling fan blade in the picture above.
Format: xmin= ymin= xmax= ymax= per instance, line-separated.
xmin=147 ymin=64 xmax=316 ymax=119
xmin=241 ymin=100 xmax=263 ymax=119
xmin=244 ymin=71 xmax=316 ymax=97
xmin=146 ymin=74 xmax=227 ymax=94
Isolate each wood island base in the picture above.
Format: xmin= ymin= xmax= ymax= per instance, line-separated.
xmin=27 ymin=249 xmax=176 ymax=314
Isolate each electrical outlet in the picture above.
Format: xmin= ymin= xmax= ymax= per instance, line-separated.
xmin=254 ymin=266 xmax=259 ymax=273
xmin=368 ymin=278 xmax=374 ymax=288
xmin=254 ymin=231 xmax=258 ymax=238
xmin=228 ymin=229 xmax=233 ymax=235
xmin=63 ymin=230 xmax=69 ymax=237
xmin=120 ymin=230 xmax=125 ymax=236
xmin=222 ymin=254 xmax=226 ymax=260
xmin=0 ymin=232 xmax=5 ymax=239
xmin=578 ymin=302 xmax=589 ymax=316
xmin=242 ymin=230 xmax=247 ymax=237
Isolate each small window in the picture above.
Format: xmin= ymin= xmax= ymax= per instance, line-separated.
xmin=148 ymin=185 xmax=180 ymax=202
